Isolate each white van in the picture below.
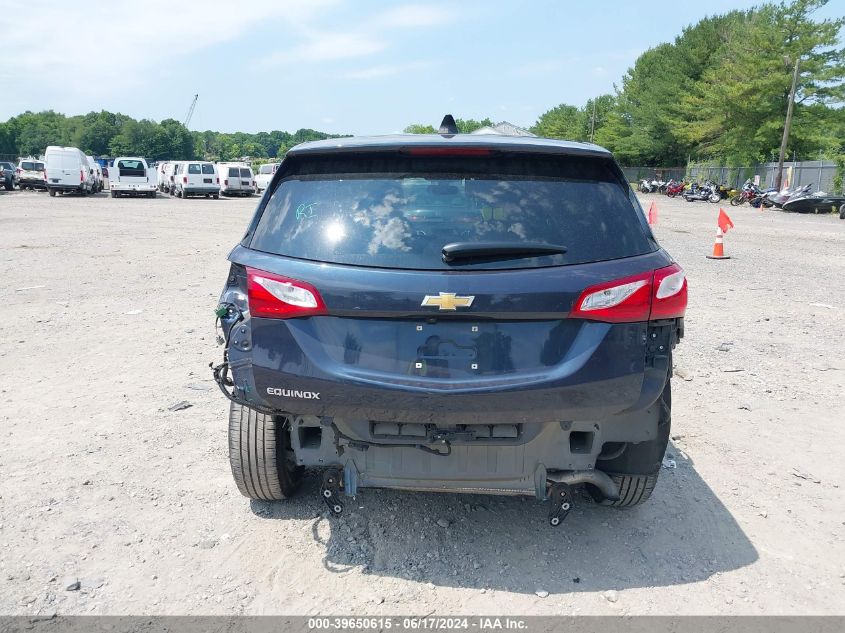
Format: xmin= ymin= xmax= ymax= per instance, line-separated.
xmin=109 ymin=157 xmax=157 ymax=198
xmin=255 ymin=162 xmax=280 ymax=193
xmin=86 ymin=156 xmax=104 ymax=192
xmin=172 ymin=161 xmax=219 ymax=199
xmin=157 ymin=161 xmax=180 ymax=193
xmin=45 ymin=146 xmax=95 ymax=196
xmin=218 ymin=163 xmax=255 ymax=196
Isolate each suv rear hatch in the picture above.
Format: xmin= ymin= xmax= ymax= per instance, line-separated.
xmin=226 ymin=148 xmax=682 ymax=424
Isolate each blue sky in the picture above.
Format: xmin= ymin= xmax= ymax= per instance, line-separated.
xmin=1 ymin=0 xmax=841 ymax=134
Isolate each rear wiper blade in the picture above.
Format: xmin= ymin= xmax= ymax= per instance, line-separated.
xmin=442 ymin=241 xmax=567 ymax=263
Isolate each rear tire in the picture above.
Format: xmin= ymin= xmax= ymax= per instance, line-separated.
xmin=840 ymin=204 xmax=845 ymax=220
xmin=228 ymin=402 xmax=303 ymax=500
xmin=110 ymin=191 xmax=117 ymax=198
xmin=49 ymin=189 xmax=56 ymax=197
xmin=213 ymin=193 xmax=219 ymax=200
xmin=594 ymin=380 xmax=671 ymax=507
xmin=603 ymin=473 xmax=659 ymax=507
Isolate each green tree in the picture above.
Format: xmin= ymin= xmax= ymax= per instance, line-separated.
xmin=455 ymin=118 xmax=493 ymax=133
xmin=403 ymin=123 xmax=437 ymax=134
xmin=581 ymin=94 xmax=616 ymax=142
xmin=11 ymin=110 xmax=72 ymax=156
xmin=675 ymin=0 xmax=845 ymax=163
xmin=531 ymin=104 xmax=586 ymax=140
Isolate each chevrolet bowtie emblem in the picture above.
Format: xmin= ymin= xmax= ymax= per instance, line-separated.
xmin=421 ymin=292 xmax=475 ymax=311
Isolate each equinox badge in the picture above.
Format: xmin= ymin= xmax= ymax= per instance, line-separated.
xmin=421 ymin=292 xmax=475 ymax=311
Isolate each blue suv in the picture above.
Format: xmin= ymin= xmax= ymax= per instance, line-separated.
xmin=213 ymin=119 xmax=687 ymax=524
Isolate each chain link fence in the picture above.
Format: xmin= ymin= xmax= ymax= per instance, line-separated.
xmin=622 ymin=160 xmax=839 ymax=192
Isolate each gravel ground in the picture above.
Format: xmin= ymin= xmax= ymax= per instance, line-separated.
xmin=0 ymin=188 xmax=843 ymax=616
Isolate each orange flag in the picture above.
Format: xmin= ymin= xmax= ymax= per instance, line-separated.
xmin=718 ymin=208 xmax=734 ymax=233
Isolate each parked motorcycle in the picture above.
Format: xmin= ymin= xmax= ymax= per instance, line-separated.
xmin=638 ymin=178 xmax=661 ymax=193
xmin=683 ymin=180 xmax=721 ymax=203
xmin=730 ymin=182 xmax=763 ymax=206
xmin=666 ymin=180 xmax=686 ymax=197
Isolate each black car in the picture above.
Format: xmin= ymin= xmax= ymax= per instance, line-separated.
xmin=212 ymin=117 xmax=687 ymax=524
xmin=0 ymin=161 xmax=19 ymax=190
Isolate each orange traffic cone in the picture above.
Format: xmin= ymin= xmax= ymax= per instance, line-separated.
xmin=706 ymin=226 xmax=730 ymax=259
xmin=647 ymin=201 xmax=658 ymax=225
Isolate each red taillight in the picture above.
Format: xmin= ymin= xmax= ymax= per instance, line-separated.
xmin=80 ymin=170 xmax=84 ymax=182
xmin=216 ymin=177 xmax=219 ymax=184
xmin=404 ymin=147 xmax=492 ymax=157
xmin=224 ymin=179 xmax=228 ymax=186
xmin=650 ymin=263 xmax=687 ymax=320
xmin=570 ymin=264 xmax=687 ymax=323
xmin=16 ymin=168 xmax=21 ymax=174
xmin=246 ymin=267 xmax=327 ymax=319
xmin=183 ymin=176 xmax=187 ymax=183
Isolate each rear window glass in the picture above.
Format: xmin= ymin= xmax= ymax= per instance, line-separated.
xmin=228 ymin=167 xmax=239 ymax=177
xmin=201 ymin=164 xmax=215 ymax=174
xmin=117 ymin=160 xmax=145 ymax=177
xmin=22 ymin=161 xmax=44 ymax=170
xmin=239 ymin=168 xmax=252 ymax=178
xmin=188 ymin=164 xmax=201 ymax=174
xmin=259 ymin=164 xmax=274 ymax=175
xmin=250 ymin=153 xmax=653 ymax=270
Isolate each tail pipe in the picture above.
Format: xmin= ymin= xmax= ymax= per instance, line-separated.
xmin=546 ymin=470 xmax=620 ymax=501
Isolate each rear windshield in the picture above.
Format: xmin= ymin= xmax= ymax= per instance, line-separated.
xmin=201 ymin=164 xmax=215 ymax=174
xmin=117 ymin=160 xmax=145 ymax=177
xmin=228 ymin=167 xmax=239 ymax=177
xmin=249 ymin=153 xmax=653 ymax=270
xmin=188 ymin=164 xmax=201 ymax=174
xmin=259 ymin=164 xmax=274 ymax=175
xmin=22 ymin=161 xmax=44 ymax=170
xmin=239 ymin=168 xmax=252 ymax=178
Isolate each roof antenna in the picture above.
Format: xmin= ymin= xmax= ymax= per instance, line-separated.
xmin=438 ymin=114 xmax=459 ymax=135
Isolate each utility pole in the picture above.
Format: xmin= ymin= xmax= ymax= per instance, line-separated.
xmin=589 ymin=99 xmax=597 ymax=143
xmin=775 ymin=57 xmax=800 ymax=190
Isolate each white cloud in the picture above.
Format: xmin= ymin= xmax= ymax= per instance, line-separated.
xmin=0 ymin=0 xmax=335 ymax=100
xmin=256 ymin=3 xmax=453 ymax=70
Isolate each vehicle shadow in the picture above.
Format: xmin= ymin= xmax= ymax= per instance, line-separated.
xmin=249 ymin=443 xmax=757 ymax=593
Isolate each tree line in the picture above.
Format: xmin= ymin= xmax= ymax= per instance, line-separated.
xmin=1 ymin=0 xmax=842 ymax=167
xmin=0 ymin=110 xmax=346 ymax=162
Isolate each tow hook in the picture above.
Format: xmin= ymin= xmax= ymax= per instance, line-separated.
xmin=547 ymin=482 xmax=573 ymax=526
xmin=320 ymin=468 xmax=344 ymax=516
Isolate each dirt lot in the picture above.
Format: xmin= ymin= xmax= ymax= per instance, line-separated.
xmin=1 ymin=188 xmax=843 ymax=616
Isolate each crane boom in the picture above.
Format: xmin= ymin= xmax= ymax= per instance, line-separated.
xmin=183 ymin=94 xmax=198 ymax=128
